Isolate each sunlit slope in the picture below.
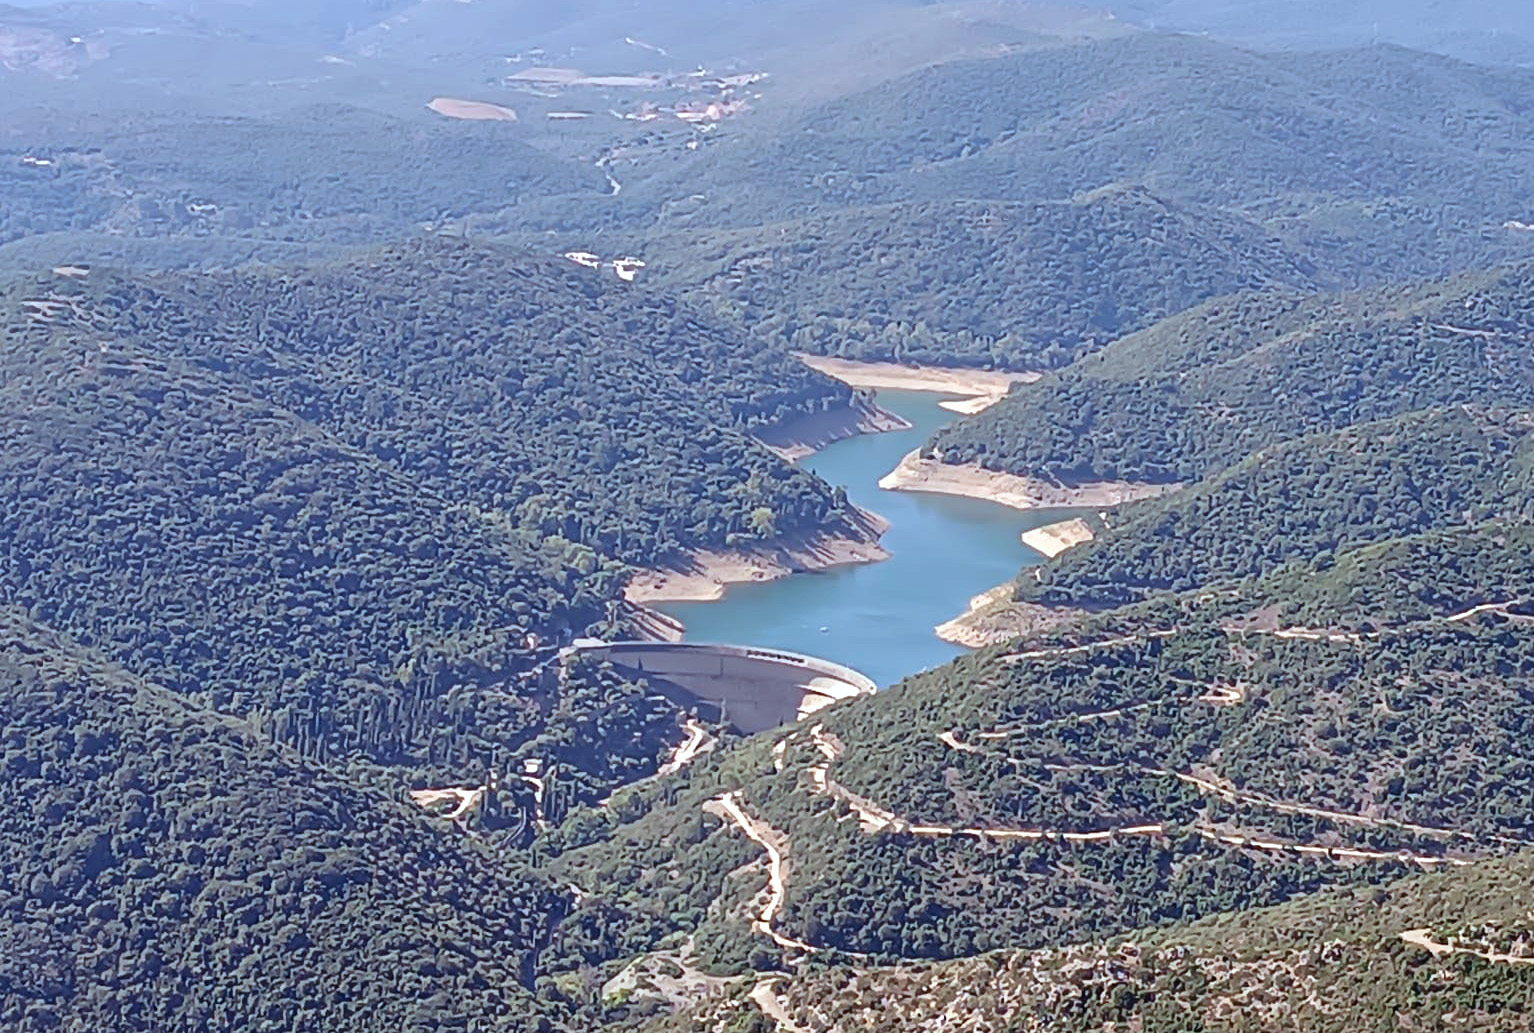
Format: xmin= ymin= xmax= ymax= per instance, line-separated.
xmin=933 ymin=265 xmax=1534 ymax=481
xmin=1015 ymin=407 xmax=1534 ymax=608
xmin=544 ymin=521 xmax=1534 ymax=978
xmin=646 ymin=188 xmax=1321 ymax=369
xmin=660 ymin=850 xmax=1534 ymax=1033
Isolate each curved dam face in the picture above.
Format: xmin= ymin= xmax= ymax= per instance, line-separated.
xmin=567 ymin=641 xmax=877 ymax=735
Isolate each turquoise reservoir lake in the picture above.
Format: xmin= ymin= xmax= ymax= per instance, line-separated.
xmin=657 ymin=390 xmax=1070 ymax=687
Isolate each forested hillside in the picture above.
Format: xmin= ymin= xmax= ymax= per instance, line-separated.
xmin=512 ymin=30 xmax=1534 ymax=369
xmin=662 ymin=852 xmax=1534 ymax=1033
xmin=1013 ymin=407 xmax=1534 ymax=609
xmin=29 ymin=238 xmax=862 ymax=563
xmin=1075 ymin=0 xmax=1534 ymax=64
xmin=0 ymin=612 xmax=566 ymax=1033
xmin=933 ymin=266 xmax=1534 ymax=478
xmin=621 ymin=34 xmax=1534 ymax=257
xmin=0 ymin=105 xmax=603 ymax=269
xmin=649 ymin=188 xmax=1320 ymax=370
xmin=545 ymin=524 xmax=1534 ymax=1016
xmin=0 ymin=239 xmax=869 ymax=782
xmin=7 ymin=4 xmax=1534 ymax=1030
xmin=1 ymin=288 xmax=620 ymax=774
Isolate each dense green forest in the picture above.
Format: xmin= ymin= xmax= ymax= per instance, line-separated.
xmin=647 ymin=188 xmax=1321 ymax=370
xmin=0 ymin=106 xmax=603 ymax=260
xmin=978 ymin=521 xmax=1534 ymax=653
xmin=0 ymin=239 xmax=871 ymax=783
xmin=2 ymin=283 xmax=617 ymax=774
xmin=0 ymin=611 xmax=568 ymax=1033
xmin=19 ymin=238 xmax=863 ymax=564
xmin=500 ymin=31 xmax=1534 ymax=369
xmin=544 ymin=527 xmax=1534 ymax=1011
xmin=662 ymin=852 xmax=1534 ymax=1032
xmin=615 ymin=35 xmax=1534 ymax=250
xmin=1014 ymin=406 xmax=1534 ymax=608
xmin=932 ymin=266 xmax=1534 ymax=477
xmin=8 ymin=4 xmax=1534 ymax=1029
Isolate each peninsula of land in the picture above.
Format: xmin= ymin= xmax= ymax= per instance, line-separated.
xmin=934 ymin=588 xmax=1085 ymax=648
xmin=624 ymin=507 xmax=892 ymax=606
xmin=1020 ymin=516 xmax=1097 ymax=558
xmin=880 ymin=450 xmax=1180 ymax=511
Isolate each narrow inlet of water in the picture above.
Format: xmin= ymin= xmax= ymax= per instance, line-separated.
xmin=657 ymin=390 xmax=1075 ymax=686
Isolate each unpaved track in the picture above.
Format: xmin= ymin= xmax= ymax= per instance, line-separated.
xmin=707 ymin=791 xmax=817 ymax=953
xmin=939 ymin=732 xmax=1527 ymax=854
xmin=1401 ymin=928 xmax=1534 ymax=965
xmin=1000 ymin=597 xmax=1529 ymax=671
xmin=748 ymin=978 xmax=805 ymax=1032
xmin=1171 ymin=771 xmax=1533 ymax=849
xmin=803 ymin=724 xmax=1162 ymax=843
xmin=803 ymin=726 xmax=1510 ymax=864
xmin=1001 ymin=631 xmax=1177 ymax=663
xmin=659 ymin=719 xmax=714 ymax=777
xmin=1193 ymin=826 xmax=1470 ymax=867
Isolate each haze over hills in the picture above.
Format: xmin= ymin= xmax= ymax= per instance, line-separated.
xmin=1070 ymin=0 xmax=1534 ymax=65
xmin=646 ymin=188 xmax=1324 ymax=369
xmin=15 ymin=9 xmax=1534 ymax=371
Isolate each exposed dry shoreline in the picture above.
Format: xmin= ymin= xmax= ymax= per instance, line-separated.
xmin=624 ymin=507 xmax=892 ymax=608
xmin=938 ymin=395 xmax=1005 ymax=415
xmin=798 ymin=354 xmax=1040 ymax=398
xmin=1020 ymin=517 xmax=1097 ymax=558
xmin=934 ymin=586 xmax=1087 ymax=649
xmin=628 ymin=604 xmax=686 ymax=643
xmin=753 ymin=397 xmax=910 ymax=462
xmin=880 ymin=450 xmax=1180 ymax=511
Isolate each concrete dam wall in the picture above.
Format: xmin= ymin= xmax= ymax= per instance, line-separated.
xmin=566 ymin=641 xmax=877 ymax=735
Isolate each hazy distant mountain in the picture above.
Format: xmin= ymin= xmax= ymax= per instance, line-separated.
xmin=1075 ymin=0 xmax=1534 ymax=64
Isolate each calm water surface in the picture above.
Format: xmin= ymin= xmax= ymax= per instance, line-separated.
xmin=658 ymin=390 xmax=1071 ymax=686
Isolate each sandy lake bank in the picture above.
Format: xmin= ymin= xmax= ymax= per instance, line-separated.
xmin=1020 ymin=517 xmax=1097 ymax=558
xmin=879 ymin=450 xmax=1181 ymax=511
xmin=798 ymin=354 xmax=1041 ymax=398
xmin=754 ymin=397 xmax=910 ymax=462
xmin=938 ymin=395 xmax=1006 ymax=415
xmin=624 ymin=508 xmax=892 ymax=607
xmin=934 ymin=586 xmax=1087 ymax=649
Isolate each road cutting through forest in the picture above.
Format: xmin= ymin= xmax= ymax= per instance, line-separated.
xmin=1400 ymin=929 xmax=1534 ymax=965
xmin=659 ymin=719 xmax=715 ymax=776
xmin=706 ymin=791 xmax=818 ymax=953
xmin=697 ymin=596 xmax=1532 ymax=963
xmin=800 ymin=722 xmax=1513 ymax=865
xmin=803 ymin=723 xmax=1164 ymax=842
xmin=936 ymin=709 xmax=1531 ymax=852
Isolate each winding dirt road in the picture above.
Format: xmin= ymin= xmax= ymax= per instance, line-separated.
xmin=707 ymin=791 xmax=817 ymax=953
